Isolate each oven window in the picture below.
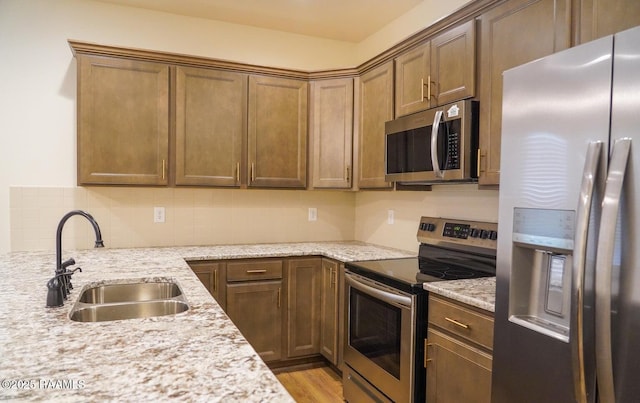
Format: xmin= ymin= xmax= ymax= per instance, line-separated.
xmin=349 ymin=288 xmax=401 ymax=379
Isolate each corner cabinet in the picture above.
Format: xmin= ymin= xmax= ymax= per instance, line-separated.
xmin=477 ymin=0 xmax=571 ymax=186
xmin=354 ymin=61 xmax=394 ymax=189
xmin=77 ymin=55 xmax=169 ymax=185
xmin=248 ymin=75 xmax=308 ymax=188
xmin=309 ymin=78 xmax=354 ymax=189
xmin=174 ymin=67 xmax=247 ymax=187
xmin=426 ymin=294 xmax=494 ymax=402
xmin=395 ymin=20 xmax=476 ymax=118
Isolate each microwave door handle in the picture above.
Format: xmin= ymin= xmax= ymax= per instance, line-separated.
xmin=571 ymin=141 xmax=602 ymax=403
xmin=595 ymin=138 xmax=631 ymax=403
xmin=430 ymin=110 xmax=444 ymax=178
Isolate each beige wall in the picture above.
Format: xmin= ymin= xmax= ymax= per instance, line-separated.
xmin=0 ymin=0 xmax=482 ymax=253
xmin=355 ymin=186 xmax=499 ymax=253
xmin=10 ymin=187 xmax=355 ymax=251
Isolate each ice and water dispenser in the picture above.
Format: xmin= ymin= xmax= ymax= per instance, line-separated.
xmin=508 ymin=208 xmax=575 ymax=342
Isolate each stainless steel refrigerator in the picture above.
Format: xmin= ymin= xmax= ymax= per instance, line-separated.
xmin=492 ymin=25 xmax=640 ymax=402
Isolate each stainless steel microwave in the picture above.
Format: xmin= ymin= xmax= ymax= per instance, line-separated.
xmin=385 ymin=100 xmax=479 ymax=184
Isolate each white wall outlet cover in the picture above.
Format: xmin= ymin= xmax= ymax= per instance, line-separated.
xmin=387 ymin=209 xmax=394 ymax=224
xmin=154 ymin=207 xmax=165 ymax=223
xmin=308 ymin=207 xmax=317 ymax=221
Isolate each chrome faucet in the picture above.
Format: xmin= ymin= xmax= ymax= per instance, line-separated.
xmin=46 ymin=210 xmax=104 ymax=308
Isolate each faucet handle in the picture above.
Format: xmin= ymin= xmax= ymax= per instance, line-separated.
xmin=46 ymin=276 xmax=64 ymax=308
xmin=66 ymin=267 xmax=82 ymax=291
xmin=61 ymin=258 xmax=76 ymax=271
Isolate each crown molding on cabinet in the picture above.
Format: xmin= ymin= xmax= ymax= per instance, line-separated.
xmin=69 ymin=0 xmax=500 ymax=80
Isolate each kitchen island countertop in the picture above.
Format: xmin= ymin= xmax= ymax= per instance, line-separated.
xmin=0 ymin=241 xmax=414 ymax=402
xmin=423 ymin=277 xmax=496 ymax=312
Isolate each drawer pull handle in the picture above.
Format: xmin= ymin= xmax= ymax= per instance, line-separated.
xmin=246 ymin=269 xmax=267 ymax=274
xmin=445 ymin=317 xmax=469 ymax=329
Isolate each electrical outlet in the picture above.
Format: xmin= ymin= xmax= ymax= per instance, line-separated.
xmin=387 ymin=209 xmax=394 ymax=224
xmin=154 ymin=207 xmax=165 ymax=223
xmin=308 ymin=207 xmax=317 ymax=221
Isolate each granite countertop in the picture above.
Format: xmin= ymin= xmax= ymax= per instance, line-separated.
xmin=0 ymin=241 xmax=415 ymax=402
xmin=423 ymin=277 xmax=496 ymax=312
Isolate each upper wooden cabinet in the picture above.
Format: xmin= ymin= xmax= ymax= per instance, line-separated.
xmin=477 ymin=0 xmax=571 ymax=186
xmin=77 ymin=55 xmax=169 ymax=185
xmin=578 ymin=0 xmax=640 ymax=44
xmin=248 ymin=75 xmax=308 ymax=188
xmin=395 ymin=42 xmax=431 ymax=117
xmin=309 ymin=78 xmax=354 ymax=189
xmin=354 ymin=61 xmax=394 ymax=189
xmin=174 ymin=67 xmax=247 ymax=187
xmin=394 ymin=20 xmax=476 ymax=117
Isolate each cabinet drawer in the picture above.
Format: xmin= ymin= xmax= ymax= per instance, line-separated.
xmin=227 ymin=259 xmax=283 ymax=282
xmin=428 ymin=295 xmax=494 ymax=351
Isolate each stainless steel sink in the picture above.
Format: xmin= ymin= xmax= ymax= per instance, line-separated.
xmin=70 ymin=300 xmax=189 ymax=322
xmin=69 ymin=279 xmax=189 ymax=323
xmin=78 ymin=281 xmax=182 ymax=303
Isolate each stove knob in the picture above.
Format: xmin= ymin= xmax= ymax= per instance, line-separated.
xmin=490 ymin=230 xmax=498 ymax=240
xmin=470 ymin=228 xmax=480 ymax=238
xmin=426 ymin=223 xmax=436 ymax=232
xmin=419 ymin=223 xmax=427 ymax=231
xmin=480 ymin=230 xmax=489 ymax=239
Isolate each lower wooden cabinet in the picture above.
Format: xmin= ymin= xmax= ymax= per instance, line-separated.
xmin=320 ymin=258 xmax=339 ymax=365
xmin=227 ymin=279 xmax=283 ymax=362
xmin=187 ymin=260 xmax=226 ymax=310
xmin=191 ymin=256 xmax=334 ymax=367
xmin=225 ymin=259 xmax=284 ymax=362
xmin=426 ymin=294 xmax=494 ymax=402
xmin=285 ymin=257 xmax=322 ymax=358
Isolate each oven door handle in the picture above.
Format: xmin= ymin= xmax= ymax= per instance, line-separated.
xmin=345 ymin=273 xmax=412 ymax=307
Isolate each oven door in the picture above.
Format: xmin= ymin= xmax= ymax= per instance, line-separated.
xmin=344 ymin=271 xmax=416 ymax=403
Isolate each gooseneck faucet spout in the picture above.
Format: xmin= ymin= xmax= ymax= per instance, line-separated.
xmin=47 ymin=210 xmax=104 ymax=308
xmin=56 ymin=210 xmax=104 ymax=273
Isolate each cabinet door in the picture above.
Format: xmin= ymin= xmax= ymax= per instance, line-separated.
xmin=426 ymin=329 xmax=493 ymax=403
xmin=248 ymin=75 xmax=307 ymax=188
xmin=354 ymin=61 xmax=394 ymax=189
xmin=175 ymin=67 xmax=246 ymax=186
xmin=431 ymin=20 xmax=476 ymax=106
xmin=310 ymin=78 xmax=354 ymax=189
xmin=188 ymin=261 xmax=226 ymax=310
xmin=226 ymin=280 xmax=282 ymax=362
xmin=579 ymin=0 xmax=640 ymax=44
xmin=395 ymin=42 xmax=431 ymax=117
xmin=77 ymin=55 xmax=169 ymax=185
xmin=286 ymin=258 xmax=321 ymax=358
xmin=477 ymin=0 xmax=571 ymax=186
xmin=320 ymin=258 xmax=339 ymax=364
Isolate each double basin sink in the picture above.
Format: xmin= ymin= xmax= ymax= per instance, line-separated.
xmin=69 ymin=279 xmax=189 ymax=322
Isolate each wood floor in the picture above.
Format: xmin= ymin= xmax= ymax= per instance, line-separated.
xmin=276 ymin=366 xmax=344 ymax=402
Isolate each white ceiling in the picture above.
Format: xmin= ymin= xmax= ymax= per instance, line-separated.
xmin=93 ymin=0 xmax=424 ymax=42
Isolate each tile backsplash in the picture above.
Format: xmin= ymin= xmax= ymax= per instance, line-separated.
xmin=10 ymin=187 xmax=356 ymax=252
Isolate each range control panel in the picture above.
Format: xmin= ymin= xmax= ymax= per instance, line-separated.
xmin=417 ymin=216 xmax=498 ymax=253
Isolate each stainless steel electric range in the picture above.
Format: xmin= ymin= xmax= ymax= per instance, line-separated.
xmin=343 ymin=216 xmax=498 ymax=402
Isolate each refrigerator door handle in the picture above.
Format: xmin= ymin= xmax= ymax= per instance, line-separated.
xmin=595 ymin=137 xmax=632 ymax=403
xmin=571 ymin=141 xmax=603 ymax=403
xmin=430 ymin=110 xmax=444 ymax=178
